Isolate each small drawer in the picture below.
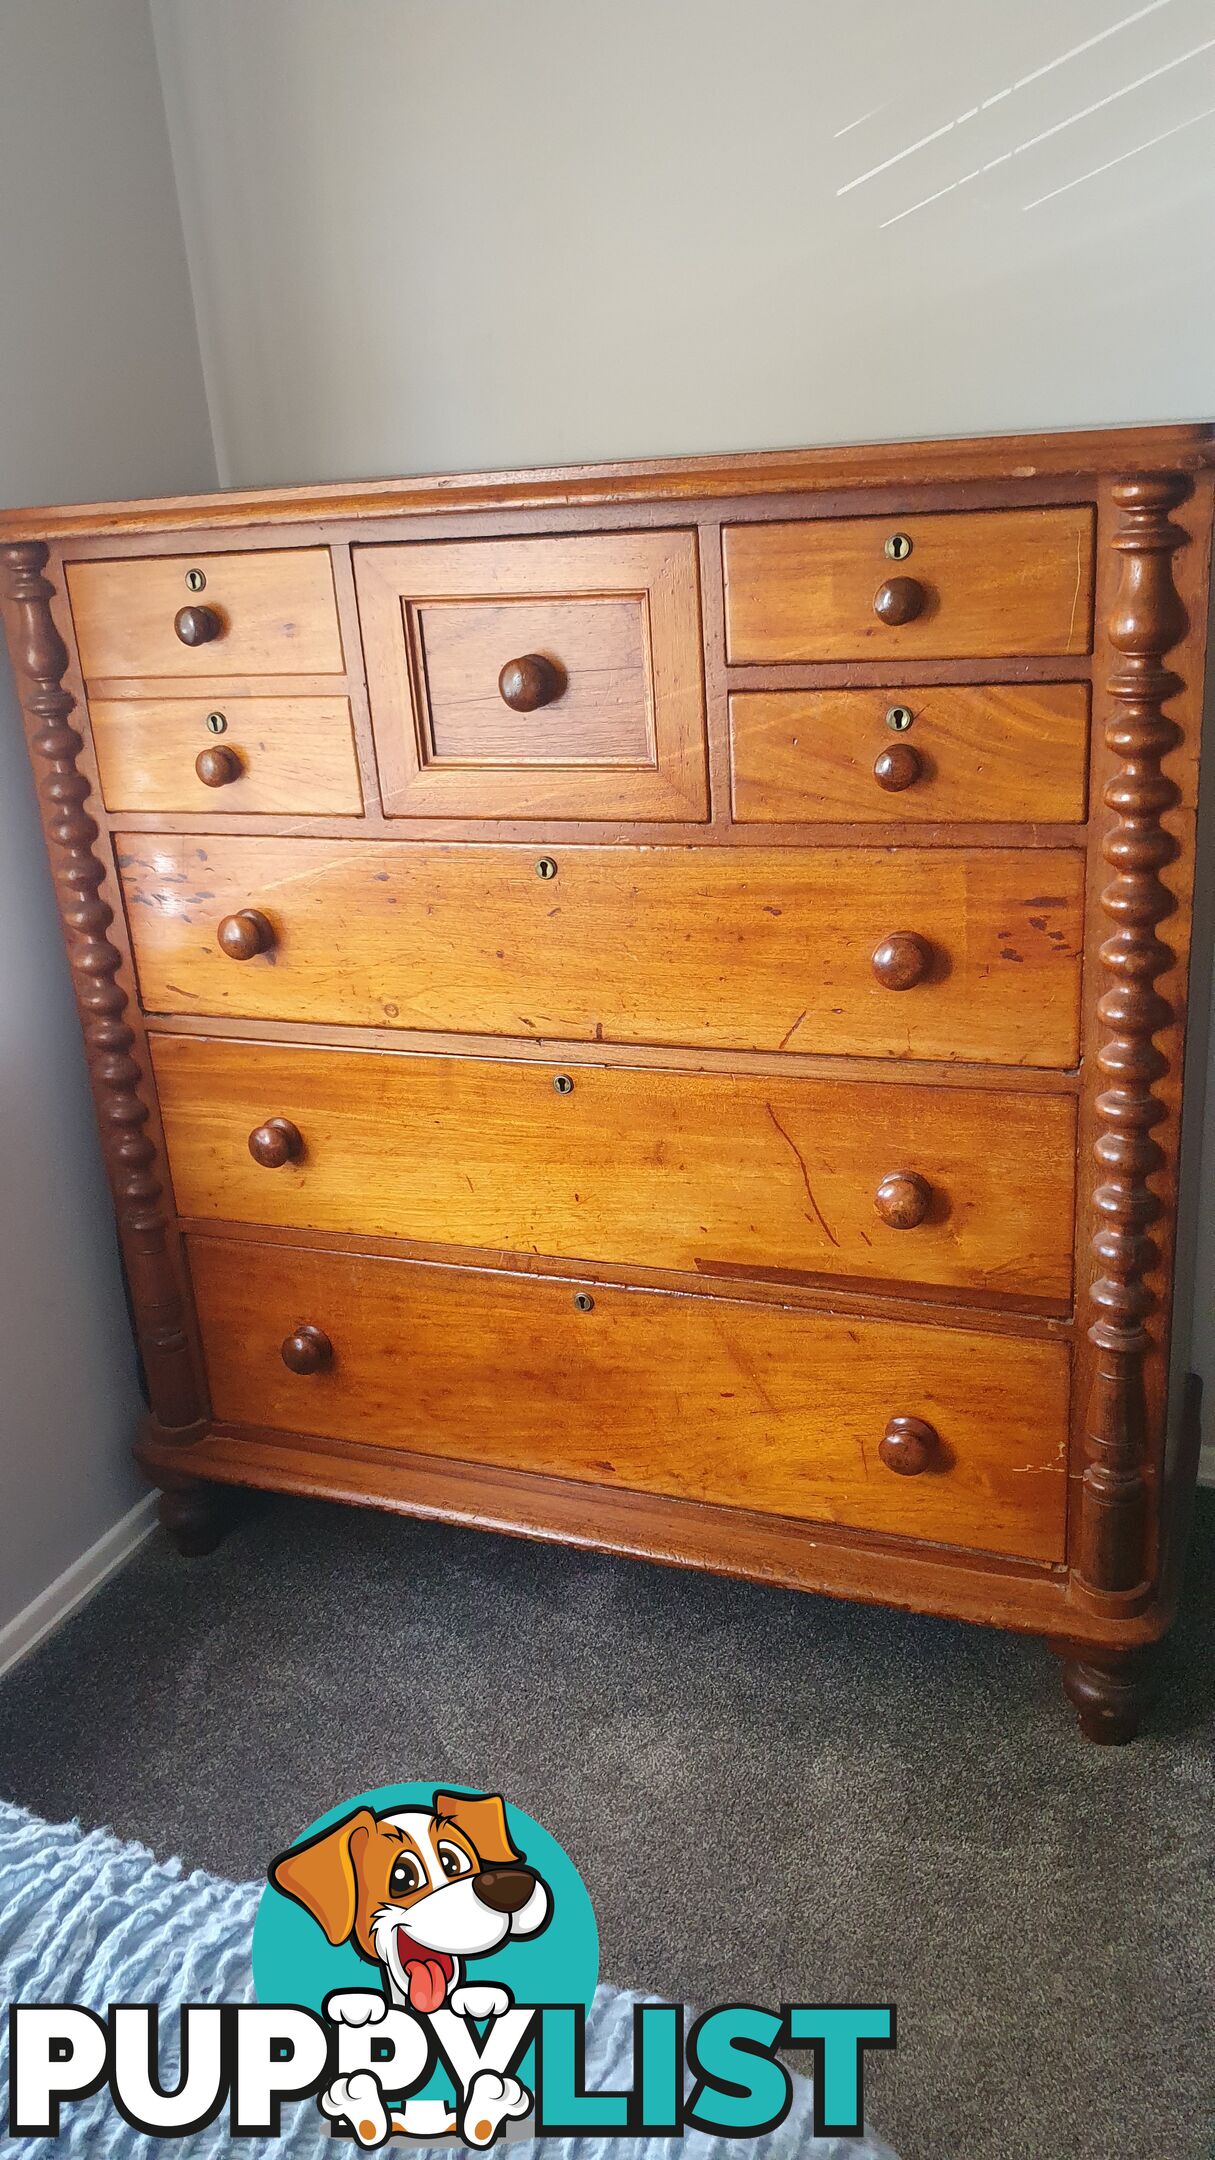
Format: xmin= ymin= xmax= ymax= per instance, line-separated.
xmin=188 ymin=1234 xmax=1070 ymax=1563
xmin=723 ymin=507 xmax=1095 ymax=662
xmin=91 ymin=695 xmax=362 ymax=815
xmin=117 ymin=836 xmax=1085 ymax=1068
xmin=154 ymin=1036 xmax=1076 ymax=1310
xmin=66 ymin=548 xmax=344 ymax=680
xmin=730 ymin=683 xmax=1089 ymax=825
xmin=355 ymin=531 xmax=707 ymax=820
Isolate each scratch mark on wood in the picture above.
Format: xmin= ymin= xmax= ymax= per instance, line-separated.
xmin=765 ymin=1101 xmax=840 ymax=1247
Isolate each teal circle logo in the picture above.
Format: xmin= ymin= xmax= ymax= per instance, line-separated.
xmin=252 ymin=1783 xmax=598 ymax=2136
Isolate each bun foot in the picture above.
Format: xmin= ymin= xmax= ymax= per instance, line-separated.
xmin=1057 ymin=1645 xmax=1153 ymax=1744
xmin=157 ymin=1478 xmax=228 ymax=1558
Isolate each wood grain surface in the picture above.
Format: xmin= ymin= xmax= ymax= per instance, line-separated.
xmin=67 ymin=548 xmax=345 ymax=678
xmin=117 ymin=835 xmax=1085 ymax=1066
xmin=90 ymin=694 xmax=362 ymax=814
xmin=723 ymin=507 xmax=1095 ymax=662
xmin=729 ymin=682 xmax=1089 ymax=824
xmin=153 ymin=1033 xmax=1077 ymax=1303
xmin=187 ymin=1233 xmax=1071 ymax=1561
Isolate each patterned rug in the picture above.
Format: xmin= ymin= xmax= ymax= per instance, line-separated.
xmin=0 ymin=1801 xmax=896 ymax=2156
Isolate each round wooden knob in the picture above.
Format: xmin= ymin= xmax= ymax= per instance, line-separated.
xmin=498 ymin=654 xmax=563 ymax=712
xmin=878 ymin=1415 xmax=938 ymax=1476
xmin=195 ymin=745 xmax=242 ymax=788
xmin=872 ymin=931 xmax=931 ymax=990
xmin=281 ymin=1324 xmax=333 ymax=1375
xmin=872 ymin=577 xmax=925 ymax=626
xmin=216 ymin=908 xmax=274 ymax=961
xmin=248 ymin=1117 xmax=303 ymax=1168
xmin=875 ymin=1171 xmax=933 ymax=1229
xmin=873 ymin=742 xmax=922 ymax=792
xmin=174 ymin=604 xmax=222 ymax=646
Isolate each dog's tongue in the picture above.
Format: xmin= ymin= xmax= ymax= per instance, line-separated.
xmin=396 ymin=1932 xmax=452 ymax=2014
xmin=406 ymin=1959 xmax=448 ymax=2014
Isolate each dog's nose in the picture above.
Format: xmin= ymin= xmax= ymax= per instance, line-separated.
xmin=473 ymin=1867 xmax=536 ymax=1914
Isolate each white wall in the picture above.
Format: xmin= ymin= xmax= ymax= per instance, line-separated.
xmin=0 ymin=0 xmax=216 ymax=1634
xmin=150 ymin=0 xmax=1215 ymax=1408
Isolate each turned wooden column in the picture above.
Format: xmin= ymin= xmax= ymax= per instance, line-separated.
xmin=0 ymin=542 xmax=207 ymax=1440
xmin=1078 ymin=475 xmax=1188 ymax=1602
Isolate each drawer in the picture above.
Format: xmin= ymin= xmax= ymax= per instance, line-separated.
xmin=730 ymin=683 xmax=1089 ymax=825
xmin=118 ymin=837 xmax=1084 ymax=1068
xmin=722 ymin=508 xmax=1094 ymax=662
xmin=91 ymin=695 xmax=362 ymax=815
xmin=354 ymin=532 xmax=707 ymax=819
xmin=188 ymin=1235 xmax=1070 ymax=1562
xmin=66 ymin=549 xmax=344 ymax=679
xmin=155 ymin=1036 xmax=1077 ymax=1309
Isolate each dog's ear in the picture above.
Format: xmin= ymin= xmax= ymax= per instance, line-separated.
xmin=269 ymin=1807 xmax=378 ymax=1945
xmin=433 ymin=1790 xmax=519 ymax=1867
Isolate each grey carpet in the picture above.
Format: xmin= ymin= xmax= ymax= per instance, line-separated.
xmin=1 ymin=1486 xmax=1212 ymax=2160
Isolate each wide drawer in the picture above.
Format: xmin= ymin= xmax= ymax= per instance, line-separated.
xmin=355 ymin=532 xmax=707 ymax=820
xmin=91 ymin=695 xmax=362 ymax=814
xmin=730 ymin=683 xmax=1089 ymax=825
xmin=722 ymin=507 xmax=1094 ymax=662
xmin=155 ymin=1036 xmax=1077 ymax=1308
xmin=118 ymin=837 xmax=1084 ymax=1067
xmin=66 ymin=548 xmax=344 ymax=679
xmin=188 ymin=1235 xmax=1070 ymax=1562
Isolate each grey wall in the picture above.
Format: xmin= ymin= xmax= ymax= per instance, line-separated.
xmin=150 ymin=0 xmax=1215 ymax=1416
xmin=0 ymin=0 xmax=216 ymax=1633
xmin=151 ymin=0 xmax=1215 ymax=484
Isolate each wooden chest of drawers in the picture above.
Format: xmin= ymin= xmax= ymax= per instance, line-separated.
xmin=3 ymin=423 xmax=1212 ymax=1741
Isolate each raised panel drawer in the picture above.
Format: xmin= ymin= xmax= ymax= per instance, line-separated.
xmin=153 ymin=1036 xmax=1077 ymax=1308
xmin=723 ymin=507 xmax=1095 ymax=662
xmin=355 ymin=532 xmax=707 ymax=820
xmin=117 ymin=837 xmax=1084 ymax=1068
xmin=188 ymin=1234 xmax=1070 ymax=1563
xmin=66 ymin=548 xmax=344 ymax=679
xmin=730 ymin=683 xmax=1089 ymax=824
xmin=91 ymin=695 xmax=362 ymax=814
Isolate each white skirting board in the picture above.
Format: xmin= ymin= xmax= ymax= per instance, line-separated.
xmin=0 ymin=1494 xmax=158 ymax=1683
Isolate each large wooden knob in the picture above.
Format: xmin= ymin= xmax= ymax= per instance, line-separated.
xmin=249 ymin=1117 xmax=303 ymax=1168
xmin=174 ymin=604 xmax=222 ymax=646
xmin=878 ymin=1415 xmax=938 ymax=1476
xmin=873 ymin=742 xmax=922 ymax=792
xmin=498 ymin=654 xmax=563 ymax=711
xmin=872 ymin=577 xmax=925 ymax=626
xmin=216 ymin=908 xmax=274 ymax=961
xmin=875 ymin=1171 xmax=932 ymax=1229
xmin=872 ymin=931 xmax=931 ymax=990
xmin=281 ymin=1324 xmax=333 ymax=1375
xmin=195 ymin=745 xmax=242 ymax=787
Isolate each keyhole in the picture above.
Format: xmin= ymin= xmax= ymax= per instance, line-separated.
xmin=553 ymin=1074 xmax=574 ymax=1094
xmin=884 ymin=533 xmax=912 ymax=561
xmin=885 ymin=705 xmax=914 ymax=732
xmin=535 ymin=857 xmax=558 ymax=880
xmin=573 ymin=1292 xmax=595 ymax=1312
xmin=205 ymin=711 xmax=228 ymax=735
xmin=185 ymin=567 xmax=207 ymax=591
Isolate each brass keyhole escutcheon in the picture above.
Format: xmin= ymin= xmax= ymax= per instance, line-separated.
xmin=573 ymin=1291 xmax=595 ymax=1312
xmin=205 ymin=711 xmax=228 ymax=734
xmin=884 ymin=533 xmax=912 ymax=561
xmin=553 ymin=1074 xmax=574 ymax=1094
xmin=885 ymin=705 xmax=914 ymax=732
xmin=185 ymin=567 xmax=207 ymax=591
xmin=535 ymin=857 xmax=558 ymax=880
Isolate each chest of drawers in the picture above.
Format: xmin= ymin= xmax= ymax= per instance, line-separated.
xmin=3 ymin=424 xmax=1212 ymax=1741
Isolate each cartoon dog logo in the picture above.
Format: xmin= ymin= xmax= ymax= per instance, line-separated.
xmin=270 ymin=1790 xmax=550 ymax=2146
